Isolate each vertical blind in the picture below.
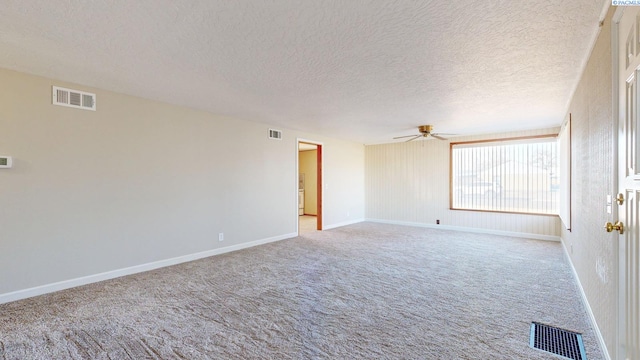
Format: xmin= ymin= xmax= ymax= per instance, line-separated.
xmin=450 ymin=136 xmax=559 ymax=214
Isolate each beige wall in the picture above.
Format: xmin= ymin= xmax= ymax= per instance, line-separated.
xmin=299 ymin=149 xmax=317 ymax=215
xmin=561 ymin=6 xmax=616 ymax=358
xmin=365 ymin=128 xmax=561 ymax=238
xmin=0 ymin=67 xmax=365 ymax=297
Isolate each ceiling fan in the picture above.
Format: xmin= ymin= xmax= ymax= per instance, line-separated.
xmin=393 ymin=125 xmax=454 ymax=142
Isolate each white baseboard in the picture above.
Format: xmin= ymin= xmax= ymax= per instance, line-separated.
xmin=323 ymin=218 xmax=365 ymax=230
xmin=365 ymin=218 xmax=561 ymax=242
xmin=560 ymin=240 xmax=611 ymax=360
xmin=0 ymin=232 xmax=297 ymax=305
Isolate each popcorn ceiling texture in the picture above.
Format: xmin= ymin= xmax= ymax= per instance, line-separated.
xmin=0 ymin=0 xmax=607 ymax=143
xmin=0 ymin=223 xmax=603 ymax=359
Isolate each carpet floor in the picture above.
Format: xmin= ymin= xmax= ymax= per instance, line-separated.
xmin=0 ymin=222 xmax=603 ymax=359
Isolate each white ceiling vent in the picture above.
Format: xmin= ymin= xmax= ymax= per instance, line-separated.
xmin=269 ymin=129 xmax=282 ymax=140
xmin=52 ymin=86 xmax=96 ymax=111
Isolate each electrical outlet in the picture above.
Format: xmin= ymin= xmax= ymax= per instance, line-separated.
xmin=436 ymin=219 xmax=440 ymax=224
xmin=218 ymin=233 xmax=224 ymax=242
xmin=347 ymin=211 xmax=350 ymax=217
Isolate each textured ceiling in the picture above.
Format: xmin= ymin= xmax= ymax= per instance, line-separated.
xmin=0 ymin=0 xmax=609 ymax=144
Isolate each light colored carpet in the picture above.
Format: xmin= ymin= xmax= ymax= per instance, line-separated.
xmin=0 ymin=222 xmax=603 ymax=359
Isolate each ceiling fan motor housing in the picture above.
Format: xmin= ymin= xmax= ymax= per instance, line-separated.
xmin=418 ymin=125 xmax=433 ymax=134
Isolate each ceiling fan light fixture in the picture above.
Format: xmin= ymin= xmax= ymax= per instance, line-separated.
xmin=392 ymin=124 xmax=454 ymax=142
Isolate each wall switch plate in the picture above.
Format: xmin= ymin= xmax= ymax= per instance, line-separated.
xmin=0 ymin=156 xmax=12 ymax=168
xmin=218 ymin=233 xmax=224 ymax=242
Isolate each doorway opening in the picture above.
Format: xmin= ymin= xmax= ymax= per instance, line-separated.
xmin=298 ymin=141 xmax=322 ymax=234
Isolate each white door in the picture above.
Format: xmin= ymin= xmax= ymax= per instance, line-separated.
xmin=617 ymin=7 xmax=640 ymax=359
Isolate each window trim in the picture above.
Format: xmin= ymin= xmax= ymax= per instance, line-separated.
xmin=449 ymin=134 xmax=559 ymax=216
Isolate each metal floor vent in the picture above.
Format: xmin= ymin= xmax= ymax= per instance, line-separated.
xmin=530 ymin=322 xmax=587 ymax=360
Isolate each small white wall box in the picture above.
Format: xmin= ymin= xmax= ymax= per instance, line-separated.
xmin=0 ymin=156 xmax=13 ymax=168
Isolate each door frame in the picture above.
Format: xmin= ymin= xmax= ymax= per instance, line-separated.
xmin=296 ymin=139 xmax=323 ymax=234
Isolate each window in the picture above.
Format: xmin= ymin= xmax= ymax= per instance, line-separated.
xmin=450 ymin=135 xmax=559 ymax=215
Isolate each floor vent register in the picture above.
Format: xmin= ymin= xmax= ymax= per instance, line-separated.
xmin=530 ymin=322 xmax=587 ymax=360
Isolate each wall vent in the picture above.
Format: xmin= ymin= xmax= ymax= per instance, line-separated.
xmin=52 ymin=86 xmax=96 ymax=111
xmin=269 ymin=129 xmax=282 ymax=140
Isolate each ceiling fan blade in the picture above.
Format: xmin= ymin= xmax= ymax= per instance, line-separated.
xmin=405 ymin=135 xmax=422 ymax=142
xmin=432 ymin=132 xmax=456 ymax=136
xmin=431 ymin=134 xmax=448 ymax=140
xmin=393 ymin=134 xmax=420 ymax=139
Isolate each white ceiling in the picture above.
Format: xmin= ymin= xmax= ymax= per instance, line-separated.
xmin=0 ymin=0 xmax=609 ymax=144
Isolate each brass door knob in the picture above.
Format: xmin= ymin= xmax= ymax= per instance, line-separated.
xmin=604 ymin=221 xmax=624 ymax=234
